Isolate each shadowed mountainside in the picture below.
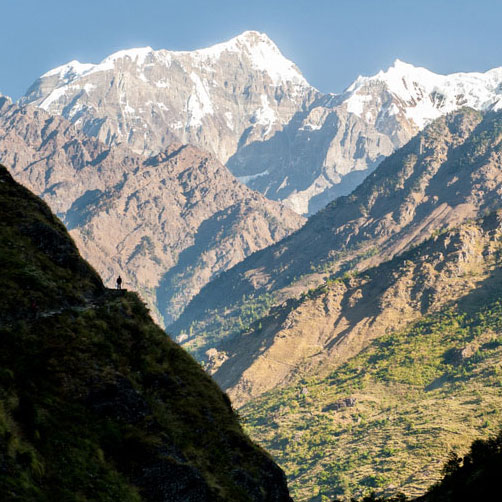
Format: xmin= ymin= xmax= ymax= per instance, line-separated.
xmin=0 ymin=164 xmax=292 ymax=501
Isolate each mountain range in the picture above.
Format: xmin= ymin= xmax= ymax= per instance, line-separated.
xmin=171 ymin=107 xmax=502 ymax=499
xmin=3 ymin=30 xmax=502 ymax=501
xmin=172 ymin=108 xmax=502 ymax=356
xmin=21 ymin=32 xmax=502 ymax=214
xmin=198 ymin=108 xmax=502 ymax=500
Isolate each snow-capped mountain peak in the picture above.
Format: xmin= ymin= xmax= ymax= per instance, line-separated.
xmin=183 ymin=30 xmax=308 ymax=87
xmin=38 ymin=31 xmax=306 ymax=89
xmin=22 ymin=31 xmax=316 ymax=161
xmin=344 ymin=60 xmax=502 ymax=127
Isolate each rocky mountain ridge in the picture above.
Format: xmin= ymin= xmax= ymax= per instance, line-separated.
xmin=172 ymin=109 xmax=502 ymax=361
xmin=216 ymin=209 xmax=502 ymax=406
xmin=231 ymin=60 xmax=502 ymax=213
xmin=0 ymin=99 xmax=304 ymax=325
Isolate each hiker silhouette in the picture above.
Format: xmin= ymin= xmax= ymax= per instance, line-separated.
xmin=116 ymin=276 xmax=122 ymax=290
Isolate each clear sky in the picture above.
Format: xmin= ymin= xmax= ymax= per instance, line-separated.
xmin=1 ymin=0 xmax=502 ymax=99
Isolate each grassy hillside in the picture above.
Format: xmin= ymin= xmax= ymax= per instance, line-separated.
xmin=349 ymin=429 xmax=502 ymax=502
xmin=0 ymin=164 xmax=291 ymax=501
xmin=242 ymin=273 xmax=502 ymax=501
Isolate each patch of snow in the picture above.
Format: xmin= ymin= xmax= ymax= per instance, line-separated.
xmin=225 ymin=111 xmax=234 ymax=130
xmin=493 ymin=97 xmax=502 ymax=111
xmin=186 ymin=72 xmax=214 ymax=127
xmin=100 ymin=47 xmax=153 ymax=67
xmin=345 ymin=92 xmax=372 ymax=117
xmin=387 ymin=102 xmax=400 ymax=116
xmin=41 ymin=48 xmax=154 ymax=86
xmin=299 ymin=121 xmax=323 ymax=131
xmin=42 ymin=60 xmax=95 ymax=80
xmin=237 ymin=169 xmax=269 ymax=184
xmin=39 ymin=86 xmax=69 ymax=110
xmin=277 ymin=176 xmax=289 ymax=191
xmin=253 ymin=95 xmax=277 ymax=135
xmin=146 ymin=101 xmax=169 ymax=112
xmin=181 ymin=31 xmax=310 ymax=87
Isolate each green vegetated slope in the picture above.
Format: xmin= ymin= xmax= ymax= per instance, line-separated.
xmin=241 ymin=214 xmax=502 ymax=501
xmin=0 ymin=164 xmax=292 ymax=501
xmin=350 ymin=429 xmax=502 ymax=502
xmin=417 ymin=429 xmax=502 ymax=502
xmin=173 ymin=108 xmax=502 ymax=362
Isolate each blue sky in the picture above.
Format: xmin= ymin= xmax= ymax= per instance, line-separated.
xmin=1 ymin=0 xmax=501 ymax=99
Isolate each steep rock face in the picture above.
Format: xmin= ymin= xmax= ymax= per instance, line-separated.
xmin=0 ymin=163 xmax=293 ymax=501
xmin=21 ymin=31 xmax=316 ymax=163
xmin=228 ymin=93 xmax=400 ymax=215
xmin=172 ymin=109 xmax=502 ymax=358
xmin=0 ymin=100 xmax=304 ymax=325
xmin=229 ymin=60 xmax=502 ymax=214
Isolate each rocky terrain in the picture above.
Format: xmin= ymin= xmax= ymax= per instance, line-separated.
xmin=0 ymin=163 xmax=293 ymax=501
xmin=221 ymin=210 xmax=502 ymax=405
xmin=0 ymin=98 xmax=304 ymax=325
xmin=22 ymin=33 xmax=502 ymax=214
xmin=172 ymin=108 xmax=502 ymax=358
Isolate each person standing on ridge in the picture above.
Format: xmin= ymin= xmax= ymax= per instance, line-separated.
xmin=116 ymin=276 xmax=122 ymax=290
